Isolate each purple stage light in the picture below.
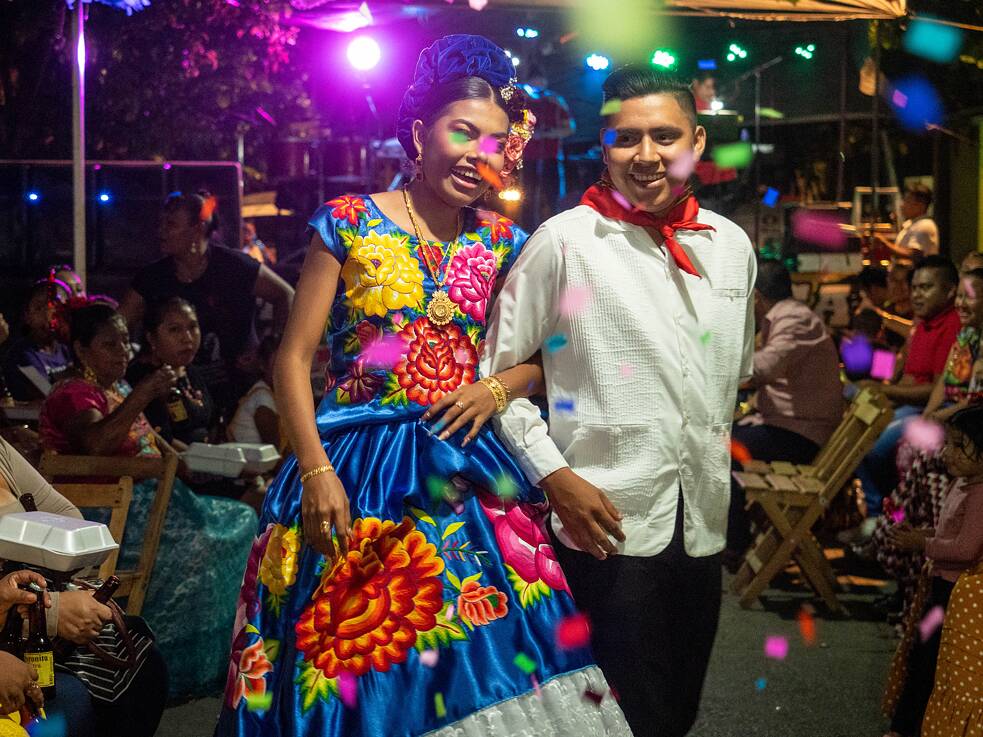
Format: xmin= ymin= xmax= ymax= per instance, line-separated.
xmin=347 ymin=36 xmax=381 ymax=71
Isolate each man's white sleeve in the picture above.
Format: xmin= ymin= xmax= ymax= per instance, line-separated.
xmin=740 ymin=243 xmax=758 ymax=382
xmin=481 ymin=225 xmax=569 ymax=485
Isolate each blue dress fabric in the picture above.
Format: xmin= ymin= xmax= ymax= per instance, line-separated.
xmin=216 ymin=196 xmax=619 ymax=737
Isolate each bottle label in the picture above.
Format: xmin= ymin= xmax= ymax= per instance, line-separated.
xmin=25 ymin=652 xmax=54 ymax=687
xmin=167 ymin=398 xmax=188 ymax=422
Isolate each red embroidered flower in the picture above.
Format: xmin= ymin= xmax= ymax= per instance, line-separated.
xmin=457 ymin=580 xmax=508 ymax=626
xmin=328 ymin=195 xmax=368 ymax=226
xmin=337 ymin=360 xmax=385 ymax=404
xmin=295 ymin=517 xmax=445 ymax=678
xmin=446 ymin=243 xmax=498 ymax=322
xmin=477 ymin=211 xmax=514 ymax=245
xmin=230 ymin=639 xmax=273 ymax=709
xmin=355 ymin=320 xmax=384 ymax=350
xmin=393 ymin=318 xmax=478 ymax=406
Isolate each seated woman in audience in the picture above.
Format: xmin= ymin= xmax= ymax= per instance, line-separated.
xmin=874 ymin=268 xmax=983 ymax=620
xmin=882 ymin=405 xmax=983 ymax=737
xmin=126 ymin=297 xmax=214 ymax=448
xmin=0 ymin=436 xmax=167 ymax=737
xmin=38 ymin=303 xmax=257 ymax=697
xmin=1 ymin=280 xmax=72 ymax=401
xmin=228 ymin=335 xmax=279 ymax=449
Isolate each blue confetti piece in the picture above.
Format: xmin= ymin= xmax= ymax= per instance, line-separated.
xmin=890 ymin=76 xmax=944 ymax=131
xmin=554 ymin=398 xmax=576 ymax=413
xmin=903 ymin=18 xmax=963 ymax=64
xmin=740 ymin=128 xmax=750 ymax=142
xmin=697 ymin=59 xmax=717 ymax=70
xmin=602 ymin=129 xmax=617 ymax=146
xmin=755 ymin=677 xmax=767 ymax=692
xmin=544 ymin=334 xmax=569 ymax=353
xmin=762 ymin=187 xmax=780 ymax=208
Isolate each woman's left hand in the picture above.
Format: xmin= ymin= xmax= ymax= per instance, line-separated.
xmin=886 ymin=523 xmax=929 ymax=552
xmin=0 ymin=570 xmax=49 ymax=623
xmin=423 ymin=382 xmax=498 ymax=446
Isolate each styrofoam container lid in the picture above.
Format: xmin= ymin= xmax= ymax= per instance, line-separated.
xmin=220 ymin=443 xmax=280 ymax=463
xmin=0 ymin=512 xmax=117 ymax=555
xmin=184 ymin=443 xmax=248 ymax=462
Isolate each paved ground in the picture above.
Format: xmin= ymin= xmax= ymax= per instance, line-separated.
xmin=156 ymin=554 xmax=899 ymax=737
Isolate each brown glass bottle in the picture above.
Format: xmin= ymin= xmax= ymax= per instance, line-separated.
xmin=0 ymin=611 xmax=23 ymax=657
xmin=19 ymin=493 xmax=37 ymax=512
xmin=93 ymin=575 xmax=121 ymax=604
xmin=166 ymin=378 xmax=189 ymax=423
xmin=24 ymin=590 xmax=55 ymax=701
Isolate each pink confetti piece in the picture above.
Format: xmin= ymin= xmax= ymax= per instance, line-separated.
xmin=764 ymin=635 xmax=789 ymax=660
xmin=610 ymin=189 xmax=632 ymax=211
xmin=890 ymin=508 xmax=906 ymax=524
xmin=337 ymin=671 xmax=357 ymax=708
xmin=667 ymin=150 xmax=696 ymax=181
xmin=531 ymin=675 xmax=542 ymax=699
xmin=791 ymin=210 xmax=848 ymax=250
xmin=453 ymin=347 xmax=471 ymax=365
xmin=892 ymin=89 xmax=908 ymax=108
xmin=419 ymin=649 xmax=439 ymax=667
xmin=869 ymin=349 xmax=897 ymax=381
xmin=962 ymin=277 xmax=977 ymax=300
xmin=445 ymin=604 xmax=455 ymax=621
xmin=555 ymin=612 xmax=591 ymax=650
xmin=255 ymin=106 xmax=276 ymax=126
xmin=619 ymin=363 xmax=634 ymax=378
xmin=903 ymin=417 xmax=945 ymax=454
xmin=362 ymin=336 xmax=405 ymax=369
xmin=919 ymin=605 xmax=944 ymax=641
xmin=468 ymin=0 xmax=488 ymax=9
xmin=558 ymin=286 xmax=593 ymax=317
xmin=478 ymin=135 xmax=500 ymax=155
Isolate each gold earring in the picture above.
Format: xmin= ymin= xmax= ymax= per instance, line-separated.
xmin=415 ymin=153 xmax=424 ymax=181
xmin=82 ymin=363 xmax=97 ymax=384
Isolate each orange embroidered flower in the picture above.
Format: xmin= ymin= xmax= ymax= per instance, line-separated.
xmin=477 ymin=211 xmax=514 ymax=244
xmin=328 ymin=195 xmax=369 ymax=226
xmin=231 ymin=639 xmax=273 ymax=709
xmin=295 ymin=517 xmax=445 ymax=678
xmin=393 ymin=317 xmax=478 ymax=406
xmin=950 ymin=343 xmax=974 ymax=384
xmin=457 ymin=580 xmax=508 ymax=627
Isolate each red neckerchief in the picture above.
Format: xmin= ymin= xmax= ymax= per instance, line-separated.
xmin=580 ymin=182 xmax=714 ymax=278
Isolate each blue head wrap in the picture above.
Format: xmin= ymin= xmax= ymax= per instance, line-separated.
xmin=396 ymin=34 xmax=517 ymax=158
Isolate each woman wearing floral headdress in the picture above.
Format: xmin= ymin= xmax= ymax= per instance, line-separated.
xmin=216 ymin=35 xmax=629 ymax=737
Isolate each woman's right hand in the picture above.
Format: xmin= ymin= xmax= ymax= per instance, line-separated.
xmin=300 ymin=470 xmax=351 ymax=561
xmin=134 ymin=365 xmax=178 ymax=403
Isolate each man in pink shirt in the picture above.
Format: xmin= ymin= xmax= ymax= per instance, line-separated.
xmin=728 ymin=260 xmax=844 ymax=557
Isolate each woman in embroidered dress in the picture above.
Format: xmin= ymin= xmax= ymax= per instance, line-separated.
xmin=216 ymin=35 xmax=629 ymax=737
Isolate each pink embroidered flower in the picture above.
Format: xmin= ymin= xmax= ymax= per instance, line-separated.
xmin=478 ymin=491 xmax=570 ymax=593
xmin=337 ymin=360 xmax=385 ymax=404
xmin=446 ymin=243 xmax=498 ymax=322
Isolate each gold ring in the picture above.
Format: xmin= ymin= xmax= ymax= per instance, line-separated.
xmin=455 ymin=401 xmax=465 ymax=409
xmin=320 ymin=521 xmax=331 ymax=535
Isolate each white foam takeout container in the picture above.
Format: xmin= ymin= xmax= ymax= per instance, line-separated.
xmin=181 ymin=443 xmax=280 ymax=478
xmin=0 ymin=512 xmax=118 ymax=573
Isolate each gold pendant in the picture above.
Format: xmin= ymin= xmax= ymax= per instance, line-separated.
xmin=427 ymin=290 xmax=455 ymax=326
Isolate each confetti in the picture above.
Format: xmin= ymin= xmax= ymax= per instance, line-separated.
xmin=796 ymin=607 xmax=817 ymax=646
xmin=599 ymin=99 xmax=622 ymax=116
xmin=554 ymin=398 xmax=576 ymax=414
xmin=762 ymin=187 xmax=780 ymax=208
xmin=764 ymin=635 xmax=789 ymax=660
xmin=337 ymin=671 xmax=357 ymax=708
xmin=475 ymin=161 xmax=504 ymax=190
xmin=791 ymin=209 xmax=847 ymax=250
xmin=619 ymin=362 xmax=635 ymax=378
xmin=478 ymin=135 xmax=500 ymax=155
xmin=556 ymin=612 xmax=592 ymax=650
xmin=667 ymin=150 xmax=696 ymax=181
xmin=445 ymin=604 xmax=455 ymax=621
xmin=700 ymin=330 xmax=712 ymax=345
xmin=730 ymin=439 xmax=752 ymax=466
xmin=609 ymin=189 xmax=633 ymax=211
xmin=962 ymin=276 xmax=978 ymax=300
xmin=544 ymin=333 xmax=569 ymax=353
xmin=919 ymin=605 xmax=945 ymax=641
xmin=419 ymin=649 xmax=439 ymax=667
xmin=583 ymin=689 xmax=605 ymax=706
xmin=514 ymin=652 xmax=537 ymax=674
xmin=434 ymin=692 xmax=447 ymax=719
xmin=25 ymin=713 xmax=66 ymax=737
xmin=903 ymin=18 xmax=963 ymax=64
xmin=245 ymin=692 xmax=274 ymax=712
xmin=494 ymin=473 xmax=519 ymax=499
xmin=870 ymin=349 xmax=897 ymax=381
xmin=602 ymin=128 xmax=617 ymax=146
xmin=711 ymin=142 xmax=753 ymax=169
xmin=891 ymin=508 xmax=906 ymax=524
xmin=892 ymin=89 xmax=908 ymax=109
xmin=755 ymin=676 xmax=767 ymax=691
xmin=889 ymin=76 xmax=944 ymax=131
xmin=449 ymin=131 xmax=469 ymax=145
xmin=904 ymin=417 xmax=944 ymax=454
xmin=362 ymin=336 xmax=405 ymax=369
xmin=558 ymin=286 xmax=593 ymax=317
xmin=840 ymin=335 xmax=873 ymax=375
xmin=531 ymin=675 xmax=542 ymax=699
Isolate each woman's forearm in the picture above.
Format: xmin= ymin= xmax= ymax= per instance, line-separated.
xmin=74 ymin=391 xmax=150 ymax=455
xmin=493 ymin=353 xmax=545 ymax=399
xmin=275 ymin=352 xmax=328 ymax=471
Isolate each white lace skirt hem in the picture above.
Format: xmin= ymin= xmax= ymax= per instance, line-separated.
xmin=423 ymin=666 xmax=631 ymax=737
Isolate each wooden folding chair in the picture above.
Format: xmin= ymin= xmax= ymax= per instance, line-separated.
xmin=39 ymin=451 xmax=178 ymax=616
xmin=52 ymin=479 xmax=134 ymax=582
xmin=730 ymin=388 xmax=894 ymax=613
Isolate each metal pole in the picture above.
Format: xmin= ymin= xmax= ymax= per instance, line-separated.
xmin=870 ymin=21 xmax=881 ymax=230
xmin=836 ymin=32 xmax=847 ymax=203
xmin=753 ymin=69 xmax=761 ymax=248
xmin=71 ymin=2 xmax=86 ymax=286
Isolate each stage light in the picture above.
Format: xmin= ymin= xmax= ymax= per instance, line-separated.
xmin=650 ymin=49 xmax=677 ymax=69
xmin=347 ymin=36 xmax=381 ymax=71
xmin=504 ymin=49 xmax=521 ymax=67
xmin=698 ymin=59 xmax=717 ymax=70
xmin=499 ymin=187 xmax=522 ymax=202
xmin=710 ymin=99 xmax=724 ymax=111
xmin=26 ymin=191 xmax=40 ymax=203
xmin=727 ymin=43 xmax=747 ymax=62
xmin=516 ymin=27 xmax=539 ymax=39
xmin=794 ymin=45 xmax=814 ymax=60
xmin=585 ymin=53 xmax=610 ymax=71
xmin=98 ymin=192 xmax=111 ymax=203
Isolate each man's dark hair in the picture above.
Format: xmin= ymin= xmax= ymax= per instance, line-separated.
xmin=755 ymin=259 xmax=793 ymax=302
xmin=691 ymin=69 xmax=715 ymax=84
xmin=913 ymin=255 xmax=959 ymax=288
xmin=857 ymin=265 xmax=888 ymax=291
xmin=905 ymin=183 xmax=933 ymax=209
xmin=601 ymin=65 xmax=697 ymax=128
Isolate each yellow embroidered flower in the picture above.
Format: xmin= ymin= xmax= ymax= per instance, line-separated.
xmin=258 ymin=524 xmax=301 ymax=597
xmin=341 ymin=231 xmax=425 ymax=318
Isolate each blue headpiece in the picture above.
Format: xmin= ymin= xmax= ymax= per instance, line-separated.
xmin=396 ymin=34 xmax=518 ymax=159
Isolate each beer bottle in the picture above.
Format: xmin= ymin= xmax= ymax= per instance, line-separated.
xmin=19 ymin=493 xmax=37 ymax=512
xmin=24 ymin=587 xmax=55 ymax=701
xmin=93 ymin=575 xmax=121 ymax=605
xmin=0 ymin=611 xmax=23 ymax=657
xmin=166 ymin=376 xmax=189 ymax=423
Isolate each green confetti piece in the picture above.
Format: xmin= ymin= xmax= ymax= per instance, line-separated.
xmin=495 ymin=473 xmax=519 ymax=500
xmin=514 ymin=652 xmax=536 ymax=674
xmin=246 ymin=692 xmax=274 ymax=712
xmin=757 ymin=107 xmax=784 ymax=120
xmin=599 ymin=99 xmax=622 ymax=116
xmin=711 ymin=142 xmax=754 ymax=169
xmin=449 ymin=131 xmax=469 ymax=145
xmin=700 ymin=330 xmax=712 ymax=345
xmin=434 ymin=692 xmax=447 ymax=719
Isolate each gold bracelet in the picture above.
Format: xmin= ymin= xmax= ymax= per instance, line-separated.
xmin=479 ymin=376 xmax=512 ymax=414
xmin=300 ymin=463 xmax=335 ymax=484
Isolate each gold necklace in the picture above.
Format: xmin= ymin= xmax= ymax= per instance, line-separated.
xmin=402 ymin=185 xmax=463 ymax=327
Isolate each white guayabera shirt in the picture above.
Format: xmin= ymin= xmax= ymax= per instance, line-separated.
xmin=481 ymin=204 xmax=757 ymax=558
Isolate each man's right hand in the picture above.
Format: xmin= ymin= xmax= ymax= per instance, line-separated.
xmin=57 ymin=590 xmax=113 ymax=644
xmin=0 ymin=651 xmax=38 ymax=715
xmin=540 ymin=468 xmax=625 ymax=560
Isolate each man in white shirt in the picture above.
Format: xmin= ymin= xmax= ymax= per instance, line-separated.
xmin=876 ymin=184 xmax=940 ymax=259
xmin=481 ymin=66 xmax=756 ymax=737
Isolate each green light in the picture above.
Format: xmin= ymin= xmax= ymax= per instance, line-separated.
xmin=794 ymin=45 xmax=814 ymax=60
xmin=807 ymin=44 xmax=815 ymax=52
xmin=651 ymin=49 xmax=677 ymax=68
xmin=726 ymin=43 xmax=747 ymax=61
xmin=727 ymin=53 xmax=736 ymax=62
